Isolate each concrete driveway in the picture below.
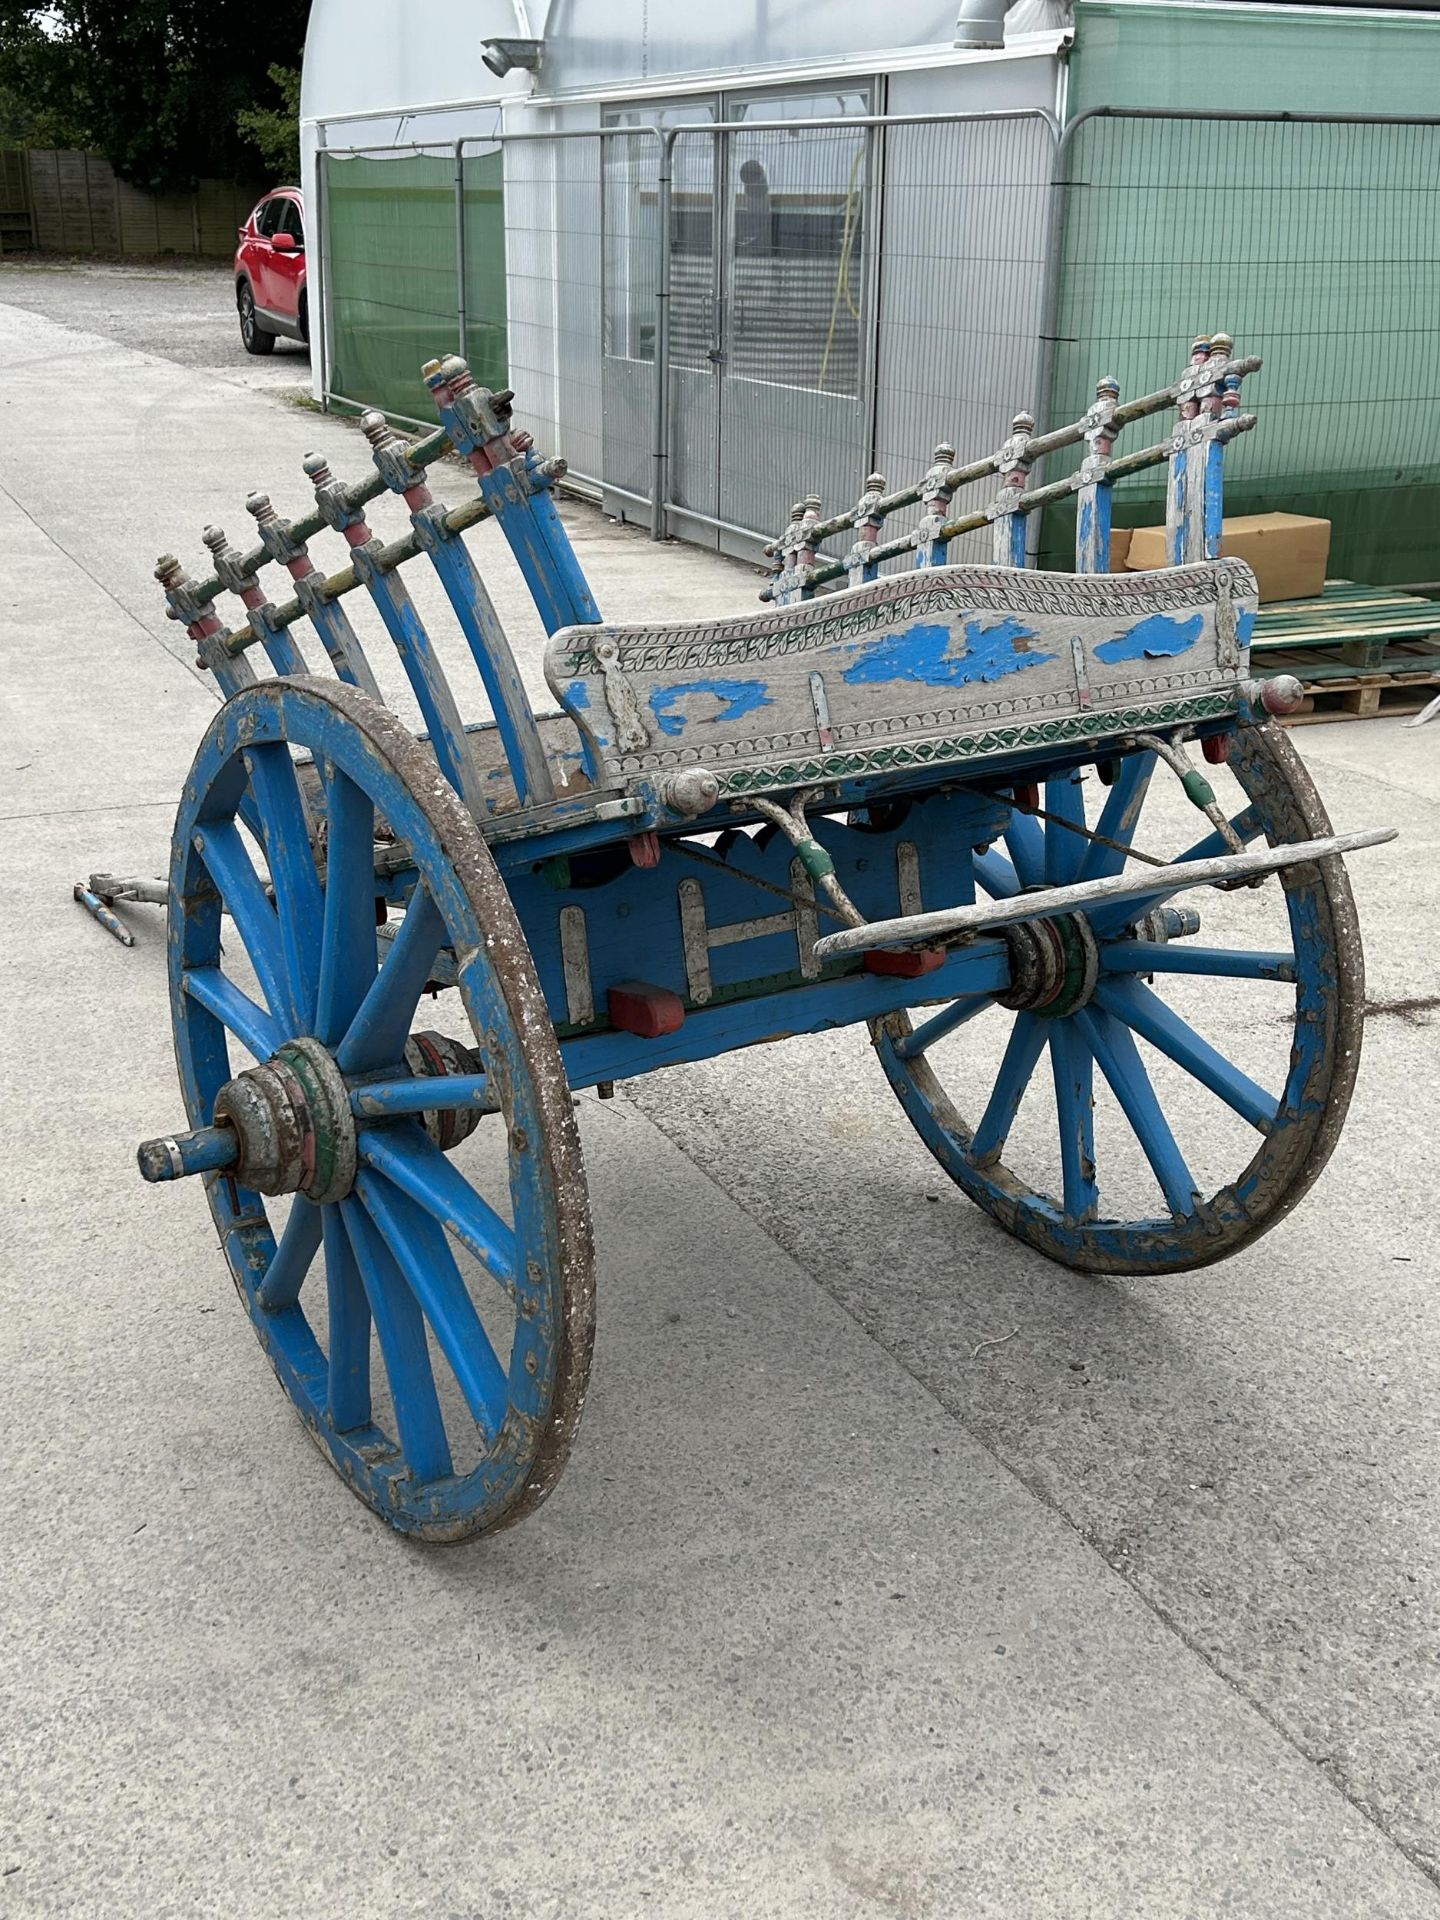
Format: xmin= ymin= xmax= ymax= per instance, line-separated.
xmin=1 ymin=262 xmax=1437 ymax=1918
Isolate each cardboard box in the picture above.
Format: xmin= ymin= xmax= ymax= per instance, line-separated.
xmin=1125 ymin=513 xmax=1331 ymax=603
xmin=1108 ymin=526 xmax=1133 ymax=573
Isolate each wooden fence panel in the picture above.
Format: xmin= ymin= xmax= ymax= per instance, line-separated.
xmin=14 ymin=149 xmax=262 ymax=255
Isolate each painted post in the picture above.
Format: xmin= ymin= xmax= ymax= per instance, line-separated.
xmin=1165 ymin=334 xmax=1213 ymax=567
xmin=357 ymin=410 xmax=557 ymax=809
xmin=914 ymin=443 xmax=957 ymax=569
xmin=245 ymin=490 xmax=383 ymax=699
xmin=845 ymin=472 xmax=888 ymax=587
xmin=1073 ymin=375 xmax=1120 ymax=575
xmin=201 ymin=524 xmax=309 ymax=677
xmin=423 ymin=354 xmax=600 ymax=635
xmin=987 ymin=412 xmax=1036 ymax=568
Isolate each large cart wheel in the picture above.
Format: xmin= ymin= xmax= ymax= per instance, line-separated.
xmin=166 ymin=678 xmax=594 ymax=1540
xmin=873 ymin=723 xmax=1364 ymax=1275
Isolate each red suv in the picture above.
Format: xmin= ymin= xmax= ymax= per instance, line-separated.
xmin=235 ymin=188 xmax=308 ymax=356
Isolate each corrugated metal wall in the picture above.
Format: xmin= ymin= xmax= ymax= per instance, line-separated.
xmin=1050 ymin=4 xmax=1440 ymax=584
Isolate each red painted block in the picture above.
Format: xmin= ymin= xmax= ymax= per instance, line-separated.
xmin=863 ymin=947 xmax=946 ymax=978
xmin=607 ymin=980 xmax=687 ymax=1038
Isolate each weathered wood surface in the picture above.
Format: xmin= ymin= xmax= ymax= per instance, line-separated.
xmin=546 ymin=559 xmax=1259 ymax=800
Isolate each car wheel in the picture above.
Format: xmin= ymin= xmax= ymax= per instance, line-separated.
xmin=238 ymin=280 xmax=275 ymax=357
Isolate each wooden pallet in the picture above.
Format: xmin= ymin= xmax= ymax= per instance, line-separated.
xmin=1249 ymin=580 xmax=1440 ymax=721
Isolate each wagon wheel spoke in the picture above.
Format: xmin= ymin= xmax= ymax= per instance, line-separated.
xmin=1003 ymin=809 xmax=1043 ymax=887
xmin=321 ymin=1204 xmax=372 ymax=1433
xmin=183 ymin=966 xmax=281 ymax=1063
xmin=894 ymin=993 xmax=992 ymax=1061
xmin=358 ymin=1123 xmax=519 ymax=1297
xmin=971 ymin=1012 xmax=1048 ymax=1164
xmin=192 ymin=820 xmax=294 ymax=1029
xmin=1093 ymin=977 xmax=1278 ymax=1133
xmin=356 ymin=1169 xmax=509 ymax=1440
xmin=1075 ymin=750 xmax=1156 ymax=884
xmin=340 ymin=1196 xmax=453 ymax=1484
xmin=1072 ymin=1006 xmax=1199 ymax=1216
xmin=972 ymin=848 xmax=1022 ymax=900
xmin=256 ymin=1197 xmax=324 ymax=1309
xmin=1098 ymin=941 xmax=1296 ymax=983
xmin=1048 ymin=1020 xmax=1097 ymax=1222
xmin=315 ymin=768 xmax=378 ymax=1048
xmin=1090 ymin=800 xmax=1267 ymax=940
xmin=240 ymin=742 xmax=324 ymax=1032
xmin=1043 ymin=772 xmax=1087 ymax=885
xmin=336 ymin=885 xmax=445 ymax=1075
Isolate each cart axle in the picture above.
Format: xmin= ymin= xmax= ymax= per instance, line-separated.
xmin=137 ymin=1030 xmax=488 ymax=1194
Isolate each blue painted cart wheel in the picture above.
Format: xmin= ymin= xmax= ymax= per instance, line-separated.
xmin=873 ymin=724 xmax=1364 ymax=1275
xmin=167 ymin=678 xmax=594 ymax=1539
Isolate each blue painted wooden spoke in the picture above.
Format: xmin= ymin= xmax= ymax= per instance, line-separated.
xmin=356 ymin=1169 xmax=510 ymax=1438
xmin=192 ymin=821 xmax=294 ymax=1031
xmin=1099 ymin=941 xmax=1296 ymax=983
xmin=1048 ymin=1019 xmax=1097 ymax=1222
xmin=1075 ymin=751 xmax=1155 ymax=885
xmin=872 ymin=727 xmax=1366 ymax=1275
xmin=336 ymin=887 xmax=445 ymax=1076
xmin=971 ymin=1013 xmax=1048 ymax=1164
xmin=182 ymin=966 xmax=280 ymax=1064
xmin=1093 ymin=977 xmax=1278 ymax=1133
xmin=240 ymin=742 xmax=324 ymax=1033
xmin=1043 ymin=771 xmax=1087 ymax=886
xmin=315 ymin=769 xmax=378 ymax=1048
xmin=972 ymin=849 xmax=1022 ymax=900
xmin=166 ymin=678 xmax=594 ymax=1540
xmin=322 ymin=1204 xmax=371 ymax=1433
xmin=256 ymin=1198 xmax=324 ymax=1310
xmin=1072 ymin=1006 xmax=1199 ymax=1216
xmin=894 ymin=993 xmax=992 ymax=1062
xmin=358 ymin=1124 xmax=519 ymax=1295
xmin=1003 ymin=809 xmax=1044 ymax=888
xmin=341 ymin=1196 xmax=453 ymax=1484
xmin=1089 ymin=801 xmax=1266 ymax=942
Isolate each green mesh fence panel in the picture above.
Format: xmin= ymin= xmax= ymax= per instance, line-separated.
xmin=461 ymin=148 xmax=508 ymax=393
xmin=325 ymin=152 xmax=508 ymax=423
xmin=1046 ymin=10 xmax=1440 ymax=583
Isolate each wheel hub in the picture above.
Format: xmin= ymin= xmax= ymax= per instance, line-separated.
xmin=997 ymin=912 xmax=1100 ymax=1019
xmin=214 ymin=1036 xmax=357 ymax=1204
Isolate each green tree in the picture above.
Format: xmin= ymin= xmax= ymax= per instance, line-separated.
xmin=0 ymin=2 xmax=309 ymax=190
xmin=235 ymin=64 xmax=301 ymax=183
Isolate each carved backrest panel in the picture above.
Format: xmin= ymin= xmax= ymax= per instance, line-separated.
xmin=545 ymin=559 xmax=1258 ymax=801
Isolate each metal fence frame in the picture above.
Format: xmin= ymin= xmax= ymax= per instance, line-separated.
xmin=314 ymin=101 xmax=1440 ymax=574
xmin=316 ymin=106 xmax=1061 ymax=549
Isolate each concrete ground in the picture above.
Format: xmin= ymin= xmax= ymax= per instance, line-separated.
xmin=1 ymin=261 xmax=1437 ymax=1919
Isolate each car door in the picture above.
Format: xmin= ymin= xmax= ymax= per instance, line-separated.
xmin=268 ymin=197 xmax=305 ymax=327
xmin=249 ymin=194 xmax=284 ymax=311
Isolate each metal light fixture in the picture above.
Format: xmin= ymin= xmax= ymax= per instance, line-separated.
xmin=481 ymin=36 xmax=544 ymax=77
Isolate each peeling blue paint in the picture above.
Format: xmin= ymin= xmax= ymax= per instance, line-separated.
xmin=1078 ymin=498 xmax=1093 ymax=551
xmin=1095 ymin=613 xmax=1204 ymax=664
xmin=650 ymin=678 xmax=773 ymax=738
xmin=1237 ymin=608 xmax=1255 ymax=649
xmin=842 ymin=618 xmax=1054 ymax=689
xmin=564 ymin=678 xmax=590 ymax=710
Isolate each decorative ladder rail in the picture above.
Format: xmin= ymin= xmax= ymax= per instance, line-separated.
xmin=761 ymin=332 xmax=1259 ymax=602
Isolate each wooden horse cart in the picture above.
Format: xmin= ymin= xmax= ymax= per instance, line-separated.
xmin=119 ymin=336 xmax=1392 ymax=1540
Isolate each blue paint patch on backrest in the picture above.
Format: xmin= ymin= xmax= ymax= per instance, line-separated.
xmin=1094 ymin=613 xmax=1204 ymax=664
xmin=564 ymin=678 xmax=590 ymax=710
xmin=841 ymin=617 xmax=1054 ymax=689
xmin=649 ymin=679 xmax=773 ymax=738
xmin=1236 ymin=609 xmax=1256 ymax=650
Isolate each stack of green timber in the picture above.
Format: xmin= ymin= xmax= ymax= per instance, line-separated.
xmin=1250 ymin=582 xmax=1440 ymax=723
